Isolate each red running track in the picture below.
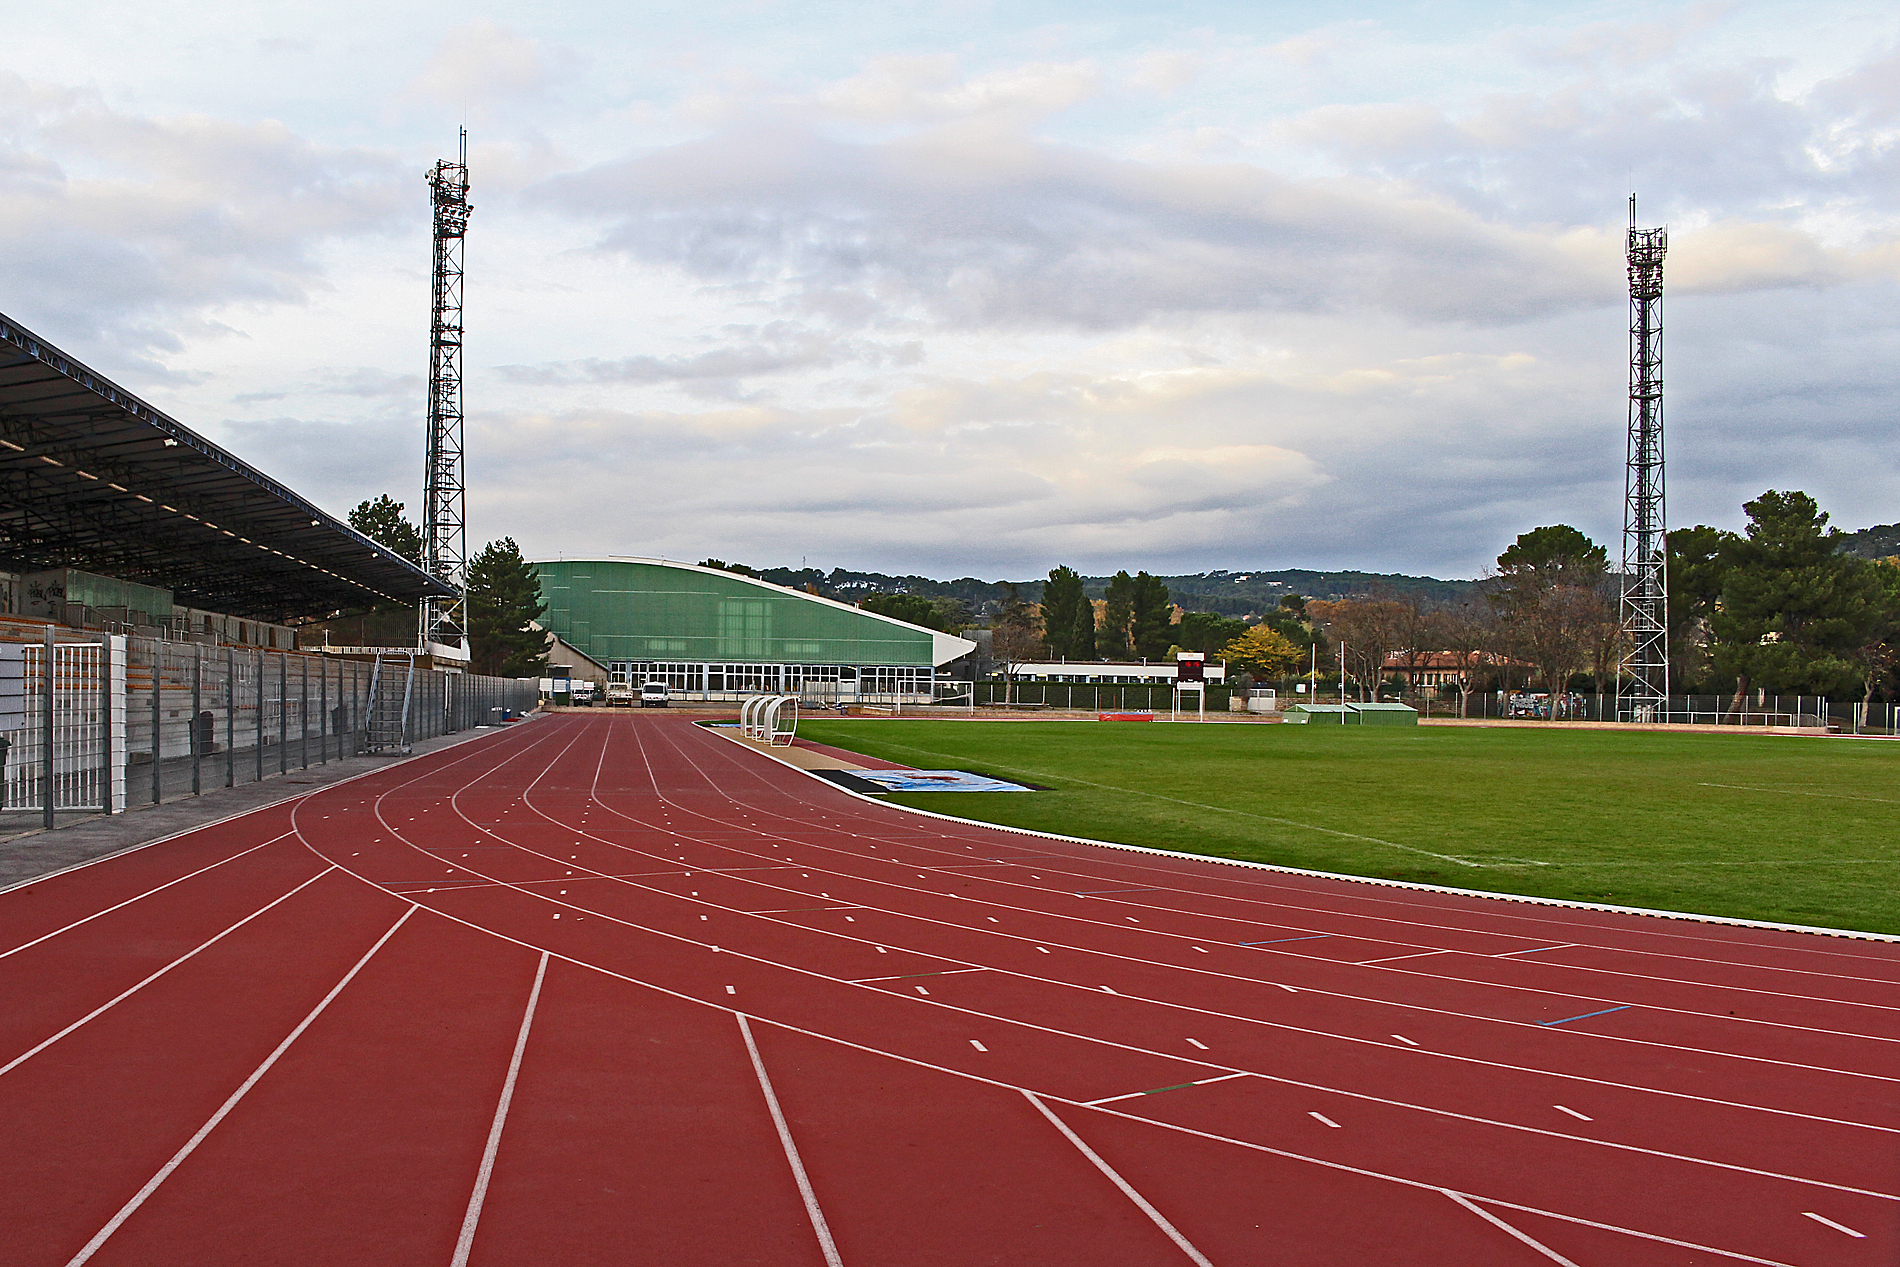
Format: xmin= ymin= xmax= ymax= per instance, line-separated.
xmin=1 ymin=713 xmax=1895 ymax=1265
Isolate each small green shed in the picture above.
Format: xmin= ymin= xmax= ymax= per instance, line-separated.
xmin=1280 ymin=703 xmax=1419 ymax=726
xmin=1353 ymin=702 xmax=1419 ymax=726
xmin=1281 ymin=704 xmax=1355 ymax=724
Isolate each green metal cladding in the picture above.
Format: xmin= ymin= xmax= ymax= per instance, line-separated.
xmin=536 ymin=559 xmax=937 ymax=666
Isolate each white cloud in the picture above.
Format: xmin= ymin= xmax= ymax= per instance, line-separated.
xmin=6 ymin=6 xmax=1900 ymax=582
xmin=397 ymin=20 xmax=556 ymax=121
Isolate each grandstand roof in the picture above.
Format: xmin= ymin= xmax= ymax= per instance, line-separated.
xmin=0 ymin=310 xmax=452 ymax=621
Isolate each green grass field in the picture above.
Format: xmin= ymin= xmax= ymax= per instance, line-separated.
xmin=795 ymin=719 xmax=1900 ymax=935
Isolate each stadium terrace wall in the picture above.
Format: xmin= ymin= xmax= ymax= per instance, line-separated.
xmin=536 ymin=558 xmax=973 ymax=673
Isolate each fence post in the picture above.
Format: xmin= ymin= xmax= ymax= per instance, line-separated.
xmin=191 ymin=645 xmax=202 ymax=796
xmin=254 ymin=649 xmax=264 ymax=784
xmin=99 ymin=639 xmax=112 ymax=814
xmin=41 ymin=625 xmax=54 ymax=830
xmin=278 ymin=654 xmax=288 ymax=774
xmin=225 ymin=646 xmax=236 ymax=788
xmin=301 ymin=655 xmax=310 ymax=770
xmin=319 ymin=657 xmax=328 ymax=765
xmin=150 ymin=641 xmax=162 ymax=805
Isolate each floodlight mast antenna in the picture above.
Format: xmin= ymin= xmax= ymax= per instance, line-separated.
xmin=420 ymin=129 xmax=471 ymax=653
xmin=1619 ymin=193 xmax=1669 ymax=720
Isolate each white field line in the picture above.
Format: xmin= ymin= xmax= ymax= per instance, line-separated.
xmin=1023 ymin=1091 xmax=1214 ymax=1266
xmin=320 ymin=731 xmax=1900 ymax=1203
xmin=0 ymin=866 xmax=339 ymax=1079
xmin=739 ymin=1014 xmax=843 ymax=1267
xmin=62 ymin=906 xmax=415 ymax=1267
xmin=451 ymin=951 xmax=549 ymax=1267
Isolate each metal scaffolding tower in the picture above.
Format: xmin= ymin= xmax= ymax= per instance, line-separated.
xmin=419 ymin=130 xmax=471 ymax=652
xmin=1619 ymin=195 xmax=1668 ymax=719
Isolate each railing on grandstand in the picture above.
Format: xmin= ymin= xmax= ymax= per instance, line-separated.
xmin=0 ymin=630 xmax=540 ymax=821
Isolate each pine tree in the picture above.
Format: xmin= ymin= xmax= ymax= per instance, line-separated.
xmin=347 ymin=494 xmax=423 ymax=565
xmin=1711 ymin=491 xmax=1881 ymax=701
xmin=467 ymin=538 xmax=548 ymax=678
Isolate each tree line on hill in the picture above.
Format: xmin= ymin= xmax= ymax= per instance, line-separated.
xmin=1286 ymin=488 xmax=1900 ymax=714
xmin=342 ymin=484 xmax=1900 ymax=710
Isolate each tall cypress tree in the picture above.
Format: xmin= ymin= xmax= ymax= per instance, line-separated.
xmin=466 ymin=538 xmax=549 ymax=678
xmin=1130 ymin=571 xmax=1174 ymax=659
xmin=1098 ymin=571 xmax=1135 ymax=659
xmin=1040 ymin=566 xmax=1091 ymax=659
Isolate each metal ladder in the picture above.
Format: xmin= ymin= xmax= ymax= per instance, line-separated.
xmin=364 ymin=653 xmax=416 ymax=754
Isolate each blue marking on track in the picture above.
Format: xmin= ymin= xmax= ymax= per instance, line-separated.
xmin=1239 ymin=934 xmax=1332 ymax=945
xmin=1539 ymin=1005 xmax=1632 ymax=1026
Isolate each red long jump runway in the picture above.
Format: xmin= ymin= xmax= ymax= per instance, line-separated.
xmin=2 ymin=714 xmax=1895 ymax=1265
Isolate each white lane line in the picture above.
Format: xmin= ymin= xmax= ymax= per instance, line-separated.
xmin=738 ymin=1014 xmax=843 ymax=1267
xmin=369 ymin=780 xmax=1830 ymax=1267
xmin=0 ymin=832 xmax=293 ymax=961
xmin=1391 ymin=1034 xmax=1419 ymax=1046
xmin=553 ymin=728 xmax=1900 ymax=1063
xmin=387 ymin=786 xmax=1900 ymax=1195
xmin=1357 ymin=950 xmax=1453 ymax=965
xmin=1494 ymin=944 xmax=1577 ymax=959
xmin=1554 ymin=1105 xmax=1593 ymax=1122
xmin=1 ymin=866 xmax=337 ymax=1080
xmin=1801 ymin=1211 xmax=1865 ymax=1237
xmin=1022 ymin=1092 xmax=1214 ymax=1267
xmin=1308 ymin=1111 xmax=1342 ymax=1128
xmin=63 ymin=906 xmax=415 ymax=1267
xmin=451 ymin=951 xmax=549 ymax=1267
xmin=1443 ymin=1190 xmax=1584 ymax=1266
xmin=373 ymin=724 xmax=1900 ymax=1202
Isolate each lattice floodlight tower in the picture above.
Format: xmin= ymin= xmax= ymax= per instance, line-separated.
xmin=1619 ymin=195 xmax=1669 ymax=720
xmin=419 ymin=130 xmax=471 ymax=653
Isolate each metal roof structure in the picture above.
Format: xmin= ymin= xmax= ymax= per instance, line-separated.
xmin=0 ymin=310 xmax=453 ymax=621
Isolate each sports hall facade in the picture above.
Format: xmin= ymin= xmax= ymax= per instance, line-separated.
xmin=535 ymin=558 xmax=974 ymax=701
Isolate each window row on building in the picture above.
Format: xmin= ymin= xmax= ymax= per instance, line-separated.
xmin=609 ymin=661 xmax=938 ymax=698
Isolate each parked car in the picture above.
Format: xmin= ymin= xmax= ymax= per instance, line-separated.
xmin=640 ymin=681 xmax=670 ymax=708
xmin=605 ymin=683 xmax=636 ymax=708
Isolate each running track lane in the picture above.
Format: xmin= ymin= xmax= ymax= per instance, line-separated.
xmin=0 ymin=714 xmax=1892 ymax=1265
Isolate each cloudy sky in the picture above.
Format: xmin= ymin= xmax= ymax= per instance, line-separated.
xmin=5 ymin=2 xmax=1897 ymax=580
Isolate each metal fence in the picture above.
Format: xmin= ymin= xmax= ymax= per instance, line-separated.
xmin=1 ymin=629 xmax=540 ymax=823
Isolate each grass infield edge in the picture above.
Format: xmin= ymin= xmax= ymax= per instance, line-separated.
xmin=713 ymin=726 xmax=1900 ymax=946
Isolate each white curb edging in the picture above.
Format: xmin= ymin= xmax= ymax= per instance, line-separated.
xmin=711 ymin=726 xmax=1900 ymax=946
